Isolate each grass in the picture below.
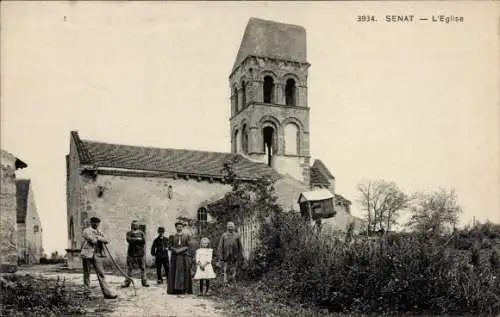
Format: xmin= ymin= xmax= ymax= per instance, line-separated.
xmin=0 ymin=273 xmax=112 ymax=316
xmin=211 ymin=279 xmax=489 ymax=317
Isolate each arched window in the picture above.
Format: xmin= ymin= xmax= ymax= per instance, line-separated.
xmin=234 ymin=129 xmax=240 ymax=153
xmin=197 ymin=207 xmax=208 ymax=234
xmin=263 ymin=126 xmax=275 ymax=166
xmin=234 ymin=86 xmax=239 ymax=112
xmin=285 ymin=78 xmax=296 ymax=106
xmin=242 ymin=124 xmax=249 ymax=154
xmin=241 ymin=80 xmax=247 ymax=108
xmin=69 ymin=216 xmax=75 ymax=240
xmin=284 ymin=122 xmax=299 ymax=155
xmin=263 ymin=76 xmax=274 ymax=103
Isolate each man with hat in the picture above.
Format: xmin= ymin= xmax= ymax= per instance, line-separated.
xmin=151 ymin=226 xmax=170 ymax=284
xmin=80 ymin=217 xmax=117 ymax=299
xmin=217 ymin=221 xmax=243 ymax=285
xmin=167 ymin=221 xmax=193 ymax=295
xmin=121 ymin=220 xmax=150 ymax=288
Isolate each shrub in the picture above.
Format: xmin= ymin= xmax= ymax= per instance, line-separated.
xmin=260 ymin=213 xmax=500 ymax=316
xmin=1 ymin=274 xmax=90 ymax=316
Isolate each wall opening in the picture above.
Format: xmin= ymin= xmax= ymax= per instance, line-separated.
xmin=242 ymin=124 xmax=249 ymax=154
xmin=241 ymin=80 xmax=247 ymax=108
xmin=263 ymin=126 xmax=275 ymax=166
xmin=263 ymin=76 xmax=274 ymax=103
xmin=69 ymin=216 xmax=75 ymax=240
xmin=234 ymin=86 xmax=239 ymax=112
xmin=285 ymin=78 xmax=297 ymax=106
xmin=197 ymin=207 xmax=208 ymax=234
xmin=284 ymin=122 xmax=299 ymax=155
xmin=234 ymin=129 xmax=240 ymax=153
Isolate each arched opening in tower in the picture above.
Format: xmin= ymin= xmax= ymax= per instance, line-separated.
xmin=241 ymin=80 xmax=247 ymax=108
xmin=263 ymin=76 xmax=274 ymax=103
xmin=234 ymin=86 xmax=239 ymax=112
xmin=285 ymin=78 xmax=296 ymax=106
xmin=263 ymin=126 xmax=275 ymax=166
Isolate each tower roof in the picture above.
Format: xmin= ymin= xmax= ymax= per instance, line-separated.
xmin=232 ymin=17 xmax=308 ymax=72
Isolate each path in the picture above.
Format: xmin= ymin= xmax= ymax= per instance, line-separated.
xmin=18 ymin=265 xmax=228 ymax=317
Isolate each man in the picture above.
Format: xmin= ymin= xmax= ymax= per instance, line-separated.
xmin=80 ymin=217 xmax=117 ymax=299
xmin=151 ymin=226 xmax=170 ymax=284
xmin=121 ymin=220 xmax=149 ymax=288
xmin=217 ymin=221 xmax=243 ymax=284
xmin=167 ymin=221 xmax=193 ymax=295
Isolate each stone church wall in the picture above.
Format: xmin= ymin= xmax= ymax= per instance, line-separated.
xmin=0 ymin=150 xmax=18 ymax=273
xmin=72 ymin=174 xmax=231 ymax=265
xmin=17 ymin=187 xmax=43 ymax=264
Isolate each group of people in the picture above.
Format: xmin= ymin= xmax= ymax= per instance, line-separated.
xmin=80 ymin=216 xmax=244 ymax=299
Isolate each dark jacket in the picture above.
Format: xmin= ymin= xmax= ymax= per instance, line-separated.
xmin=151 ymin=236 xmax=170 ymax=259
xmin=126 ymin=230 xmax=146 ymax=257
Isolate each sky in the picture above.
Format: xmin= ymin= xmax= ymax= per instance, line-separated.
xmin=1 ymin=1 xmax=499 ymax=254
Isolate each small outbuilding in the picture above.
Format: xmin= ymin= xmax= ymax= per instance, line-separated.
xmin=298 ymin=189 xmax=336 ymax=221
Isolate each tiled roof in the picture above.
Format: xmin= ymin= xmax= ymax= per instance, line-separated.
xmin=312 ymin=159 xmax=335 ymax=180
xmin=310 ymin=166 xmax=330 ymax=185
xmin=232 ymin=17 xmax=308 ymax=72
xmin=16 ymin=179 xmax=30 ymax=223
xmin=72 ymin=132 xmax=281 ymax=181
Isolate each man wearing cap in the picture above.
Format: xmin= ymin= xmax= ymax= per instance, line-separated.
xmin=217 ymin=221 xmax=243 ymax=285
xmin=121 ymin=220 xmax=150 ymax=288
xmin=167 ymin=221 xmax=193 ymax=295
xmin=80 ymin=217 xmax=117 ymax=299
xmin=151 ymin=226 xmax=170 ymax=284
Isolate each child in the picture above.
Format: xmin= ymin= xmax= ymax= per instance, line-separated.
xmin=193 ymin=237 xmax=216 ymax=296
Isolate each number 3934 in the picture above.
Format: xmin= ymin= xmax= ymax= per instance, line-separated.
xmin=356 ymin=15 xmax=377 ymax=22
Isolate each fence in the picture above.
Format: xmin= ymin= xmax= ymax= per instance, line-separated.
xmin=240 ymin=215 xmax=260 ymax=260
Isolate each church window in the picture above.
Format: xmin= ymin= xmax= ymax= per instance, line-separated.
xmin=197 ymin=207 xmax=208 ymax=234
xmin=242 ymin=124 xmax=249 ymax=154
xmin=234 ymin=129 xmax=241 ymax=153
xmin=285 ymin=78 xmax=297 ymax=106
xmin=69 ymin=216 xmax=75 ymax=240
xmin=263 ymin=126 xmax=275 ymax=166
xmin=263 ymin=76 xmax=274 ymax=103
xmin=241 ymin=80 xmax=247 ymax=108
xmin=34 ymin=225 xmax=39 ymax=233
xmin=284 ymin=122 xmax=299 ymax=155
xmin=234 ymin=86 xmax=239 ymax=112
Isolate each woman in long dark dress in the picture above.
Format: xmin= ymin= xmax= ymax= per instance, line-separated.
xmin=167 ymin=222 xmax=193 ymax=295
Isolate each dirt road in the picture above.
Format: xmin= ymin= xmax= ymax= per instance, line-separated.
xmin=18 ymin=265 xmax=227 ymax=317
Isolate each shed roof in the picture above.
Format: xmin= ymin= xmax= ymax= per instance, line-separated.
xmin=298 ymin=189 xmax=334 ymax=203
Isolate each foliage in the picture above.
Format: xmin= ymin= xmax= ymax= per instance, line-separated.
xmin=195 ymin=157 xmax=283 ymax=273
xmin=1 ymin=274 xmax=94 ymax=316
xmin=357 ymin=180 xmax=412 ymax=234
xmin=258 ymin=213 xmax=500 ymax=316
xmin=407 ymin=188 xmax=462 ymax=234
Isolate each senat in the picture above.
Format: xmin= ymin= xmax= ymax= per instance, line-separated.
xmin=385 ymin=15 xmax=415 ymax=22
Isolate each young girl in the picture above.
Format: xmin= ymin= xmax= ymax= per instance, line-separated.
xmin=193 ymin=237 xmax=216 ymax=295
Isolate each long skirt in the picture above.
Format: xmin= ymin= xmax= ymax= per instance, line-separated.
xmin=167 ymin=253 xmax=193 ymax=294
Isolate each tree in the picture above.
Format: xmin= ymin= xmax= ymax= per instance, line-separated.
xmin=357 ymin=179 xmax=412 ymax=234
xmin=406 ymin=188 xmax=462 ymax=235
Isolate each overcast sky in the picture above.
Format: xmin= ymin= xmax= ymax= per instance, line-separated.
xmin=2 ymin=1 xmax=498 ymax=254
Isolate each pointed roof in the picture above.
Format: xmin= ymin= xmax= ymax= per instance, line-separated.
xmin=16 ymin=179 xmax=30 ymax=223
xmin=311 ymin=159 xmax=335 ymax=180
xmin=232 ymin=17 xmax=308 ymax=72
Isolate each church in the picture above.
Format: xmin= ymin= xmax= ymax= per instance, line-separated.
xmin=65 ymin=18 xmax=358 ymax=265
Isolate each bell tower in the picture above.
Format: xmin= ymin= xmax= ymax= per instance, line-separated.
xmin=229 ymin=18 xmax=311 ymax=185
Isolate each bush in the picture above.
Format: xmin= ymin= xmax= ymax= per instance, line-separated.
xmin=1 ymin=274 xmax=91 ymax=316
xmin=258 ymin=213 xmax=500 ymax=316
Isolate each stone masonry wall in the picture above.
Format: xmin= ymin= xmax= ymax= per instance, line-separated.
xmin=0 ymin=151 xmax=18 ymax=273
xmin=22 ymin=187 xmax=43 ymax=264
xmin=75 ymin=174 xmax=231 ymax=265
